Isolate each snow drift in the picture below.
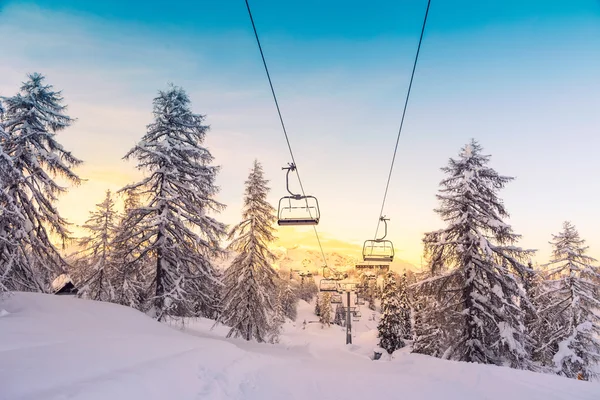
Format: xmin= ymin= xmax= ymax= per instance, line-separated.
xmin=1 ymin=292 xmax=598 ymax=400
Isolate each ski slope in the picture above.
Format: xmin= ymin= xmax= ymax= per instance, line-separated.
xmin=1 ymin=292 xmax=598 ymax=400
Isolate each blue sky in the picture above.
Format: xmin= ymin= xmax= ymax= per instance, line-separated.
xmin=0 ymin=0 xmax=599 ymax=266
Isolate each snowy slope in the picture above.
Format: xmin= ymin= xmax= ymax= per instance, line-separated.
xmin=1 ymin=293 xmax=599 ymax=400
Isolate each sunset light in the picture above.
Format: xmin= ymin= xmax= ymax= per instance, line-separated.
xmin=2 ymin=1 xmax=600 ymax=398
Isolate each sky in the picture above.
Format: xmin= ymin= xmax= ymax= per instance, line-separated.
xmin=0 ymin=0 xmax=599 ymax=267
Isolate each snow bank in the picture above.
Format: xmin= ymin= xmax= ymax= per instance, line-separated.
xmin=1 ymin=292 xmax=598 ymax=399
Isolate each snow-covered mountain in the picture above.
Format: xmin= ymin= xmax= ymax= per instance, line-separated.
xmin=215 ymin=244 xmax=418 ymax=276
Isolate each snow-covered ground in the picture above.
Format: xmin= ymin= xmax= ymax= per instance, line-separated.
xmin=1 ymin=293 xmax=598 ymax=400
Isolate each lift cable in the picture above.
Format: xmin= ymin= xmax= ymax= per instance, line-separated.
xmin=244 ymin=0 xmax=329 ymax=268
xmin=373 ymin=0 xmax=432 ymax=240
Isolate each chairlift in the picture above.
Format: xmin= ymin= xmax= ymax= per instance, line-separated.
xmin=319 ymin=279 xmax=338 ymax=292
xmin=331 ymin=294 xmax=343 ymax=304
xmin=278 ymin=163 xmax=320 ymax=226
xmin=353 ymin=310 xmax=362 ymax=318
xmin=355 ymin=295 xmax=365 ymax=306
xmin=363 ymin=216 xmax=394 ymax=262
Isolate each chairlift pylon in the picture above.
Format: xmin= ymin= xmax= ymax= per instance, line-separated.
xmin=363 ymin=216 xmax=394 ymax=262
xmin=277 ymin=163 xmax=320 ymax=226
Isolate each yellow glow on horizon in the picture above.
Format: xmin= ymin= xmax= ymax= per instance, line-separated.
xmin=55 ymin=166 xmax=423 ymax=269
xmin=270 ymin=226 xmax=423 ymax=271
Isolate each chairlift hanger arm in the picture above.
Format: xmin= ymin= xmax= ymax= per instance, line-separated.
xmin=378 ymin=216 xmax=389 ymax=241
xmin=281 ymin=163 xmax=300 ymax=197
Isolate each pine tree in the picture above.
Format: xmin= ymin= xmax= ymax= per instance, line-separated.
xmin=111 ymin=189 xmax=149 ymax=309
xmin=77 ymin=190 xmax=119 ymax=301
xmin=217 ymin=160 xmax=280 ymax=342
xmin=114 ymin=85 xmax=226 ymax=320
xmin=334 ymin=303 xmax=345 ymax=326
xmin=416 ymin=139 xmax=535 ymax=368
xmin=0 ymin=73 xmax=82 ymax=291
xmin=314 ymin=293 xmax=322 ymax=317
xmin=537 ymin=222 xmax=600 ymax=380
xmin=378 ymin=272 xmax=407 ymax=354
xmin=278 ymin=282 xmax=299 ymax=321
xmin=367 ymin=281 xmax=376 ymax=311
xmin=398 ymin=272 xmax=412 ymax=340
xmin=319 ymin=292 xmax=332 ymax=327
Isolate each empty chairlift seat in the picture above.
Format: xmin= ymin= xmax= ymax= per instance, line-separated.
xmin=319 ymin=279 xmax=339 ymax=292
xmin=278 ymin=195 xmax=320 ymax=226
xmin=362 ymin=239 xmax=394 ymax=262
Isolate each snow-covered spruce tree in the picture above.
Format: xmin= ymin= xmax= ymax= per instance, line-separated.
xmin=536 ymin=222 xmax=600 ymax=380
xmin=278 ymin=282 xmax=299 ymax=321
xmin=76 ymin=190 xmax=118 ymax=301
xmin=334 ymin=303 xmax=345 ymax=326
xmin=319 ymin=291 xmax=332 ymax=327
xmin=0 ymin=73 xmax=82 ymax=291
xmin=377 ymin=272 xmax=407 ymax=354
xmin=417 ymin=139 xmax=535 ymax=368
xmin=218 ymin=160 xmax=280 ymax=342
xmin=314 ymin=294 xmax=322 ymax=317
xmin=111 ymin=189 xmax=149 ymax=309
xmin=398 ymin=272 xmax=412 ymax=340
xmin=115 ymin=85 xmax=226 ymax=320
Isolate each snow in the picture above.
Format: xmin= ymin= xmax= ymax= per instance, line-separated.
xmin=50 ymin=274 xmax=73 ymax=291
xmin=1 ymin=292 xmax=599 ymax=400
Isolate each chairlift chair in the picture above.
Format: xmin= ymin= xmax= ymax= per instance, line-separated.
xmin=277 ymin=164 xmax=320 ymax=226
xmin=319 ymin=279 xmax=338 ymax=292
xmin=363 ymin=216 xmax=394 ymax=262
xmin=355 ymin=295 xmax=365 ymax=306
